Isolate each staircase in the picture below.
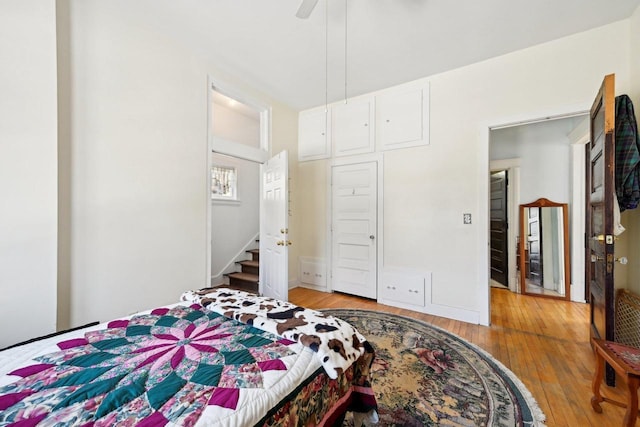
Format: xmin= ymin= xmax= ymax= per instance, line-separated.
xmin=225 ymin=248 xmax=259 ymax=293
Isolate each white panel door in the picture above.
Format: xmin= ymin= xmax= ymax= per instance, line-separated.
xmin=332 ymin=162 xmax=377 ymax=299
xmin=260 ymin=150 xmax=289 ymax=301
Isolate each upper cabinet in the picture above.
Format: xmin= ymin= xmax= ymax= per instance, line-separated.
xmin=298 ymin=108 xmax=331 ymax=161
xmin=298 ymin=83 xmax=429 ymax=162
xmin=376 ymin=87 xmax=429 ymax=151
xmin=332 ymin=97 xmax=375 ymax=157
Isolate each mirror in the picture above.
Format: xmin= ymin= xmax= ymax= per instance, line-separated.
xmin=518 ymin=198 xmax=570 ymax=299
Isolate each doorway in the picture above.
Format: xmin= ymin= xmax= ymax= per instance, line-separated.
xmin=207 ymin=77 xmax=289 ymax=300
xmin=488 ymin=114 xmax=588 ymax=300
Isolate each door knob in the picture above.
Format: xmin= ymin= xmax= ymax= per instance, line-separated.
xmin=369 ymin=235 xmax=375 ymax=240
xmin=616 ymin=257 xmax=628 ymax=265
xmin=276 ymin=240 xmax=284 ymax=246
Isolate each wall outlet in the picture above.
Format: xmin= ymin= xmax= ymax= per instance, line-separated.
xmin=463 ymin=213 xmax=472 ymax=224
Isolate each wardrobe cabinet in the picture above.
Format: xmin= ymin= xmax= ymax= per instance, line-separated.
xmin=331 ymin=98 xmax=375 ymax=157
xmin=298 ymin=85 xmax=429 ymax=160
xmin=298 ymin=108 xmax=330 ymax=161
xmin=376 ymin=87 xmax=428 ymax=151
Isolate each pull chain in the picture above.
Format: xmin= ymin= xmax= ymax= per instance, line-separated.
xmin=344 ymin=0 xmax=348 ymax=104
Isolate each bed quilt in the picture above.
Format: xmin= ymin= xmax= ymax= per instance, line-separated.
xmin=0 ymin=293 xmax=377 ymax=426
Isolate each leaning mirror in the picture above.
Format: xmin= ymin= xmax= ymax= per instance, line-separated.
xmin=518 ymin=198 xmax=571 ymax=300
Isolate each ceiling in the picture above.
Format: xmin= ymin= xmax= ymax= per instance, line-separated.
xmin=122 ymin=0 xmax=640 ymax=111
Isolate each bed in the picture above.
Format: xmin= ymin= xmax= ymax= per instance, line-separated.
xmin=0 ymin=288 xmax=377 ymax=426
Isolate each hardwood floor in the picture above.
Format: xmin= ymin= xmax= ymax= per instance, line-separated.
xmin=289 ymin=286 xmax=628 ymax=427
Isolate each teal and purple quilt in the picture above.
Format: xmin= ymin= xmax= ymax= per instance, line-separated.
xmin=0 ymin=293 xmax=377 ymax=426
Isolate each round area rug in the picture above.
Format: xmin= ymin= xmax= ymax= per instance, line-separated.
xmin=322 ymin=309 xmax=546 ymax=427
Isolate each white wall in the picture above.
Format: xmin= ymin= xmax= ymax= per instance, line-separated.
xmin=621 ymin=4 xmax=640 ymax=295
xmin=297 ymin=20 xmax=633 ymax=324
xmin=0 ymin=0 xmax=58 ymax=347
xmin=212 ymin=101 xmax=261 ymax=148
xmin=59 ymin=0 xmax=298 ymax=327
xmin=210 ymin=154 xmax=260 ymax=282
xmin=490 ymin=119 xmax=575 ymax=205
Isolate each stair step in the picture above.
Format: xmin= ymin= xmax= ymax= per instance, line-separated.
xmin=227 ymin=272 xmax=259 ymax=293
xmin=237 ymin=260 xmax=259 ymax=275
xmin=227 ymin=272 xmax=258 ymax=283
xmin=238 ymin=260 xmax=259 ymax=268
xmin=246 ymin=249 xmax=260 ymax=261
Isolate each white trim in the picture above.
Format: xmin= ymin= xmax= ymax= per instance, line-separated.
xmin=489 ymin=157 xmax=521 ymax=170
xmin=212 ymin=137 xmax=268 ymax=164
xmin=488 ymin=108 xmax=589 ymax=130
xmin=326 ymin=152 xmax=384 ymax=298
xmin=376 ymin=298 xmax=480 ymax=324
xmin=211 ymin=199 xmax=242 ymax=206
xmin=478 ymin=125 xmax=491 ymax=326
xmin=330 ymin=152 xmax=382 ymax=167
xmin=569 ymin=118 xmax=589 ymax=303
xmin=205 ymin=77 xmax=214 ymax=288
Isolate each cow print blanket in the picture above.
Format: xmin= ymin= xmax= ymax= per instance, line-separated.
xmin=180 ymin=288 xmax=369 ymax=379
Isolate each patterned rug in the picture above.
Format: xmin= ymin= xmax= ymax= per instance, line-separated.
xmin=322 ymin=309 xmax=546 ymax=427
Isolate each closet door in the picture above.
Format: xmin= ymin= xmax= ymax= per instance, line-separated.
xmin=331 ymin=162 xmax=378 ymax=299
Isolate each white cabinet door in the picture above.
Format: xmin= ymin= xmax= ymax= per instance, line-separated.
xmin=298 ymin=108 xmax=330 ymax=161
xmin=377 ymin=86 xmax=429 ymax=151
xmin=332 ymin=98 xmax=374 ymax=157
xmin=380 ymin=269 xmax=426 ymax=307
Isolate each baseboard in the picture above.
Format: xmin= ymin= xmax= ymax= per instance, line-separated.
xmin=295 ymin=282 xmax=328 ymax=292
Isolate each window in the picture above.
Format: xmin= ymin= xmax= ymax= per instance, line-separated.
xmin=211 ymin=165 xmax=237 ymax=201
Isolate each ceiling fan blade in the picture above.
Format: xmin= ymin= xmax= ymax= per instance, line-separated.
xmin=295 ymin=0 xmax=319 ymax=19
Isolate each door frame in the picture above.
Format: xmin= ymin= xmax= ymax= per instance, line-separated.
xmin=326 ymin=153 xmax=384 ymax=296
xmin=479 ymin=104 xmax=590 ymax=325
